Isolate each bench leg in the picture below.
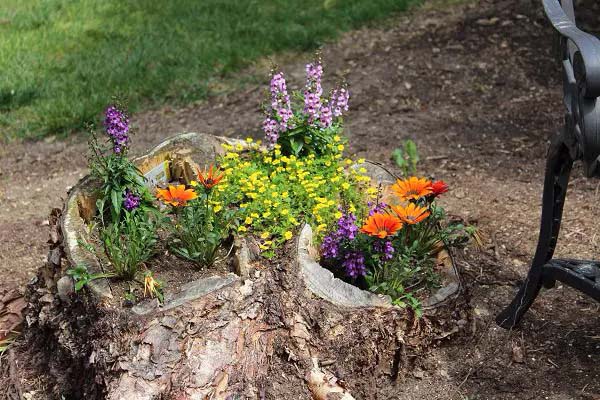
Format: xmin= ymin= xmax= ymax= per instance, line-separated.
xmin=496 ymin=140 xmax=573 ymax=329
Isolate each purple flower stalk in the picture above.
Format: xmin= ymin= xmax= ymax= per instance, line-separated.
xmin=262 ymin=117 xmax=279 ymax=148
xmin=104 ymin=106 xmax=130 ymax=154
xmin=123 ymin=189 xmax=140 ymax=211
xmin=337 ymin=210 xmax=358 ymax=240
xmin=374 ymin=240 xmax=395 ymax=261
xmin=321 ymin=234 xmax=339 ymax=259
xmin=343 ymin=251 xmax=366 ymax=278
xmin=320 ymin=210 xmax=359 ymax=261
xmin=263 ymin=72 xmax=295 ymax=147
xmin=270 ymin=72 xmax=293 ymax=130
xmin=319 ymin=102 xmax=333 ymax=129
xmin=304 ymin=62 xmax=323 ymax=123
xmin=367 ymin=201 xmax=388 ymax=217
xmin=331 ymin=87 xmax=350 ymax=117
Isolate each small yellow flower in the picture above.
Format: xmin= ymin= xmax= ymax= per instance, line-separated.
xmin=244 ymin=217 xmax=253 ymax=224
xmin=213 ymin=205 xmax=222 ymax=213
xmin=245 ymin=137 xmax=253 ymax=143
xmin=337 ymin=144 xmax=345 ymax=151
xmin=260 ymin=232 xmax=270 ymax=239
xmin=238 ymin=226 xmax=247 ymax=232
xmin=280 ymin=209 xmax=289 ymax=215
xmin=335 ymin=211 xmax=343 ymax=219
xmin=357 ymin=158 xmax=366 ymax=164
xmin=251 ymin=213 xmax=259 ymax=218
xmin=342 ymin=182 xmax=351 ymax=190
xmin=190 ymin=180 xmax=198 ymax=187
xmin=262 ymin=211 xmax=271 ymax=218
xmin=284 ymin=231 xmax=293 ymax=240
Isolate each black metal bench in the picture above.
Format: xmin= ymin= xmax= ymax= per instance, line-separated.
xmin=496 ymin=0 xmax=600 ymax=329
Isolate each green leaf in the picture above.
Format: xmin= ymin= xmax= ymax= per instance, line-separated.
xmin=392 ymin=148 xmax=406 ymax=169
xmin=289 ymin=137 xmax=304 ymax=156
xmin=111 ymin=190 xmax=121 ymax=217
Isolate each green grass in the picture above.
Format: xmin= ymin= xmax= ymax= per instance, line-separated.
xmin=0 ymin=0 xmax=418 ymax=141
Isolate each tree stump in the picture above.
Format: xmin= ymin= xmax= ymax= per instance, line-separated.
xmin=6 ymin=133 xmax=469 ymax=399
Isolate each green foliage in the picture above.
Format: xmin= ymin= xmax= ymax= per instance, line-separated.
xmin=66 ymin=264 xmax=114 ymax=292
xmin=392 ymin=139 xmax=419 ymax=176
xmin=168 ymin=192 xmax=236 ymax=267
xmin=88 ymin=129 xmax=155 ymax=226
xmin=101 ymin=210 xmax=159 ymax=279
xmin=278 ymin=123 xmax=342 ymax=157
xmin=0 ymin=0 xmax=419 ymax=140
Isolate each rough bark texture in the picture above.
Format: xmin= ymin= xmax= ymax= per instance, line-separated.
xmin=4 ymin=208 xmax=468 ymax=400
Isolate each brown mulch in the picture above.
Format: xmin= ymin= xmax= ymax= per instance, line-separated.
xmin=0 ymin=0 xmax=598 ymax=398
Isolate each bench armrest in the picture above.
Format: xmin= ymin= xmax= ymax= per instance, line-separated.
xmin=543 ymin=0 xmax=600 ymax=98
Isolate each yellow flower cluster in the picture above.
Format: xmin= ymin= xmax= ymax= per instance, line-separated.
xmin=215 ymin=138 xmax=372 ymax=252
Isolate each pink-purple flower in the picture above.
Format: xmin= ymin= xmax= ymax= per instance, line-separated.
xmin=263 ymin=72 xmax=294 ymax=147
xmin=304 ymin=62 xmax=323 ymax=123
xmin=331 ymin=87 xmax=350 ymax=117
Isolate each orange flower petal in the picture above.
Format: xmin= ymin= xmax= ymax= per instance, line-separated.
xmin=391 ymin=177 xmax=433 ymax=201
xmin=361 ymin=213 xmax=403 ymax=238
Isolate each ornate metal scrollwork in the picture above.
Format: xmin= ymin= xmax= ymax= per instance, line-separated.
xmin=496 ymin=0 xmax=600 ymax=329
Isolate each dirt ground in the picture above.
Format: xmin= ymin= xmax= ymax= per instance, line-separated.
xmin=0 ymin=0 xmax=599 ymax=398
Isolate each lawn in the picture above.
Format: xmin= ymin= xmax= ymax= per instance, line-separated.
xmin=0 ymin=0 xmax=418 ymax=141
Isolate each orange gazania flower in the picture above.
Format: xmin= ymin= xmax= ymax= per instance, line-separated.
xmin=391 ymin=203 xmax=430 ymax=225
xmin=197 ymin=164 xmax=225 ymax=190
xmin=431 ymin=180 xmax=449 ymax=196
xmin=391 ymin=177 xmax=433 ymax=201
xmin=156 ymin=185 xmax=198 ymax=207
xmin=360 ymin=213 xmax=403 ymax=239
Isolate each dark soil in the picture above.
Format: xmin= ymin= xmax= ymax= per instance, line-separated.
xmin=1 ymin=0 xmax=599 ymax=398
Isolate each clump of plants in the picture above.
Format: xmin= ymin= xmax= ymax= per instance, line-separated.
xmin=262 ymin=56 xmax=349 ymax=156
xmin=78 ymin=103 xmax=161 ymax=285
xmin=321 ymin=176 xmax=472 ymax=312
xmin=156 ymin=166 xmax=236 ymax=267
xmin=214 ymin=59 xmax=374 ymax=254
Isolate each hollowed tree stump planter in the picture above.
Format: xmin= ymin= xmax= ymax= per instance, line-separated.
xmin=21 ymin=133 xmax=466 ymax=400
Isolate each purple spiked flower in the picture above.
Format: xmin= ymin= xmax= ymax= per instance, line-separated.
xmin=343 ymin=251 xmax=366 ymax=278
xmin=123 ymin=189 xmax=140 ymax=211
xmin=367 ymin=201 xmax=388 ymax=217
xmin=374 ymin=240 xmax=395 ymax=261
xmin=331 ymin=87 xmax=350 ymax=117
xmin=104 ymin=106 xmax=130 ymax=154
xmin=319 ymin=102 xmax=333 ymax=129
xmin=262 ymin=117 xmax=279 ymax=148
xmin=304 ymin=62 xmax=323 ymax=123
